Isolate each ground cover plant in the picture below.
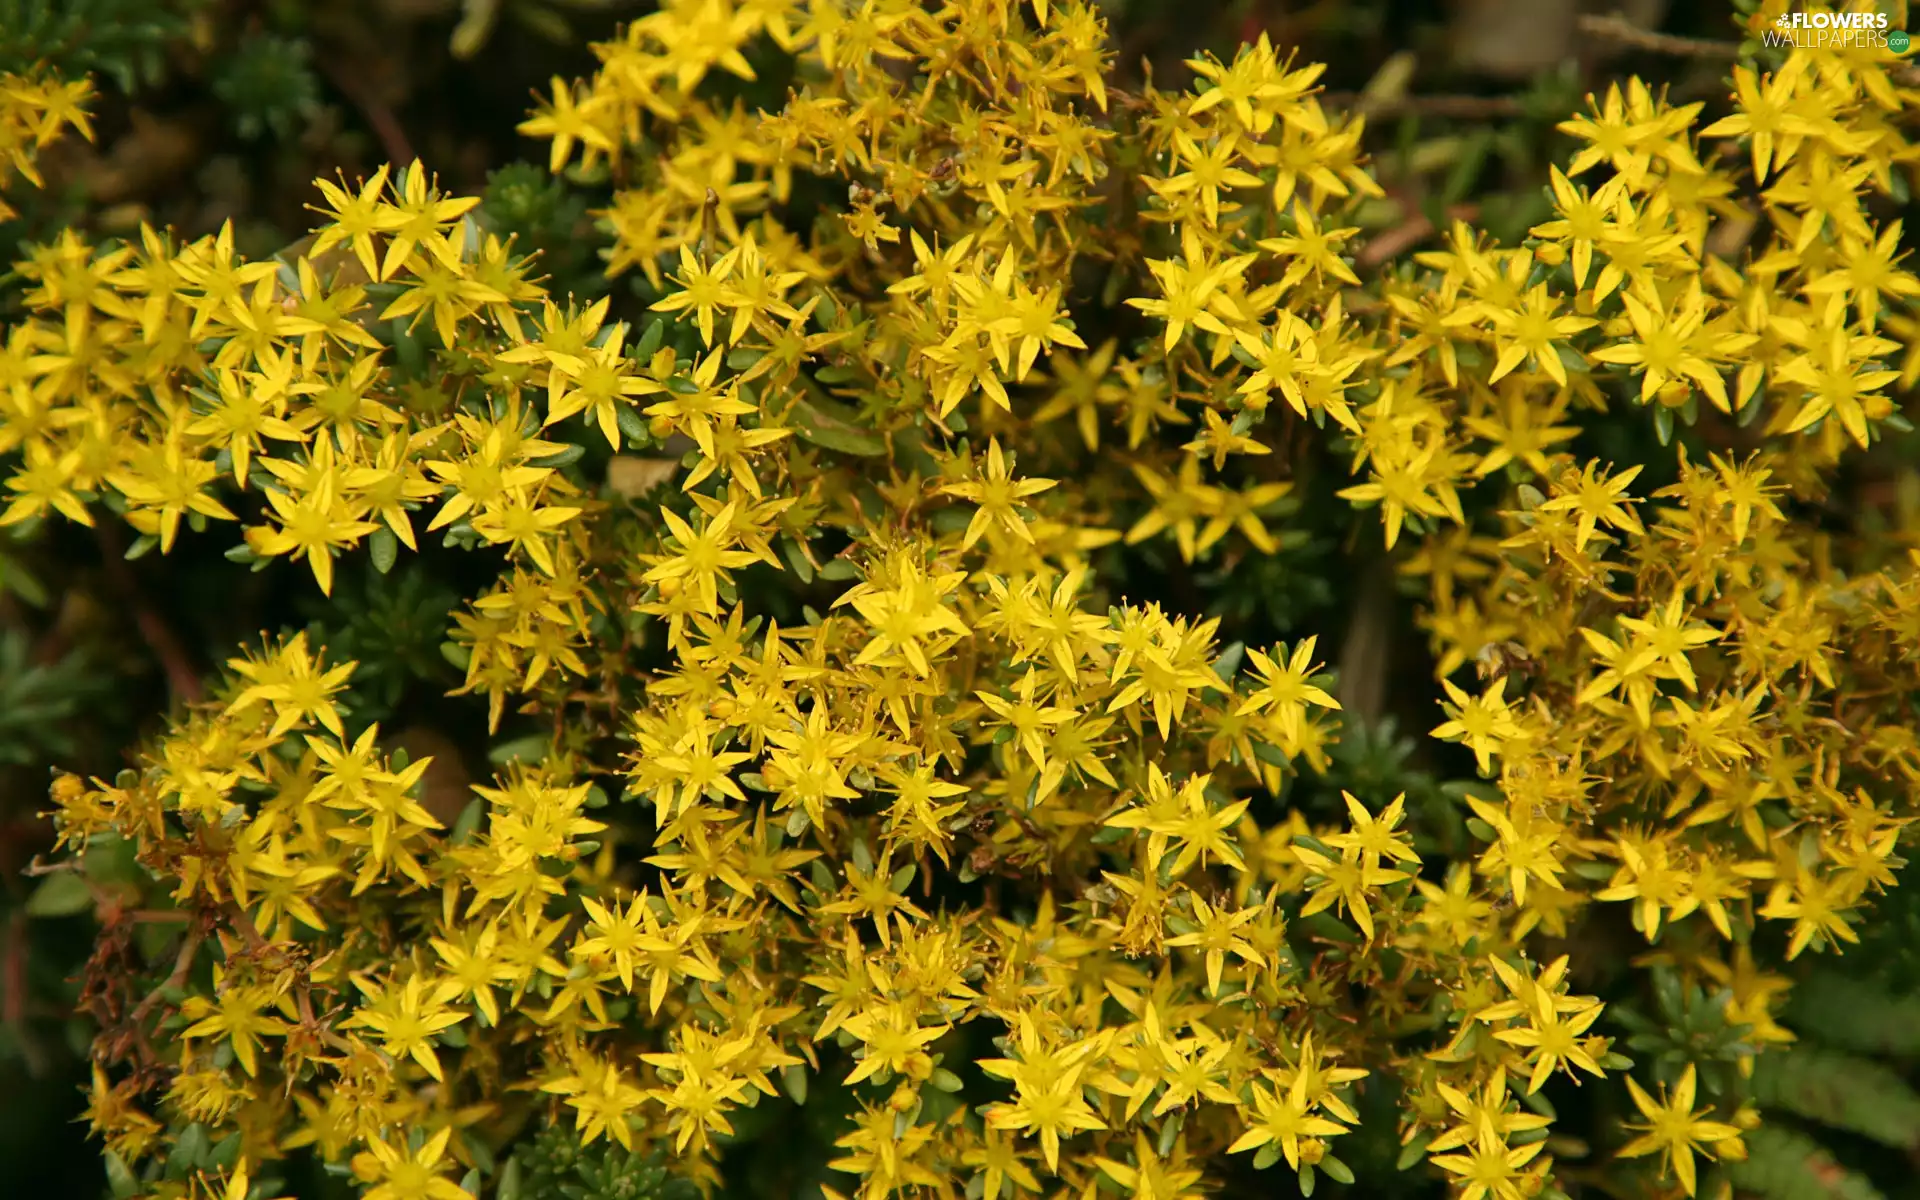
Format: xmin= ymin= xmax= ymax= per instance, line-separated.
xmin=7 ymin=1 xmax=1920 ymax=1199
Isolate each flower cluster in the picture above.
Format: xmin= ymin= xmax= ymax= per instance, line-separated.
xmin=17 ymin=2 xmax=1920 ymax=1200
xmin=0 ymin=68 xmax=94 ymax=220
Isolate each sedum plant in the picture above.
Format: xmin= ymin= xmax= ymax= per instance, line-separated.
xmin=6 ymin=2 xmax=1920 ymax=1199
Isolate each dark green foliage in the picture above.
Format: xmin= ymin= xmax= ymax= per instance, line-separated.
xmin=1728 ymin=921 xmax=1920 ymax=1200
xmin=452 ymin=0 xmax=639 ymax=61
xmin=299 ymin=563 xmax=462 ymax=724
xmin=481 ymin=162 xmax=607 ymax=300
xmin=212 ymin=33 xmax=322 ymax=141
xmin=0 ymin=0 xmax=187 ymax=89
xmin=1751 ymin=1047 xmax=1920 ymax=1152
xmin=0 ymin=627 xmax=112 ymax=766
xmin=1613 ymin=968 xmax=1754 ymax=1099
xmin=1817 ymin=856 xmax=1920 ymax=995
xmin=1199 ymin=522 xmax=1338 ymax=634
xmin=1782 ymin=972 xmax=1920 ymax=1060
xmin=1320 ymin=716 xmax=1445 ymax=813
xmin=0 ymin=527 xmax=48 ymax=606
xmin=1722 ymin=1126 xmax=1886 ymax=1200
xmin=503 ymin=1121 xmax=699 ymax=1200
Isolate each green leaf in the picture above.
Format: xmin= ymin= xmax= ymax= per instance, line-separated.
xmin=25 ymin=871 xmax=92 ymax=918
xmin=1440 ymin=129 xmax=1494 ymax=209
xmin=452 ymin=797 xmax=486 ymax=845
xmin=793 ymin=398 xmax=887 ymax=457
xmin=782 ymin=538 xmax=815 ymax=584
xmin=208 ymin=1132 xmax=242 ymax=1169
xmin=175 ymin=1123 xmax=211 ymax=1172
xmin=0 ymin=550 xmax=49 ymax=607
xmin=531 ymin=442 xmax=586 ymax=469
xmin=450 ymin=0 xmax=500 ymax=58
xmin=1396 ymin=1136 xmax=1431 ymax=1171
xmin=105 ymin=1151 xmax=140 ymax=1200
xmin=1157 ymin=1112 xmax=1184 ymax=1157
xmin=489 ymin=735 xmax=549 ymax=766
xmin=369 ymin=527 xmax=399 ymax=575
xmin=635 ymin=316 xmax=666 ymax=360
xmin=1213 ymin=640 xmax=1245 ymax=681
xmin=1520 ymin=1087 xmax=1556 ymax=1120
xmin=1252 ymin=740 xmax=1291 ymax=767
xmin=82 ymin=835 xmax=140 ymax=886
xmin=460 ymin=1129 xmax=494 ymax=1176
xmin=616 ymin=403 xmax=650 ymax=445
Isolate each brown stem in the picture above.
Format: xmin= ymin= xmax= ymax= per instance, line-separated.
xmin=317 ymin=56 xmax=416 ymax=166
xmin=2 ymin=910 xmax=47 ymax=1075
xmin=1358 ymin=203 xmax=1481 ymax=269
xmin=126 ymin=927 xmax=204 ymax=1028
xmin=1321 ymin=92 xmax=1528 ymax=121
xmin=226 ymin=900 xmax=271 ymax=954
xmin=1574 ymin=13 xmax=1738 ymax=59
xmin=130 ymin=910 xmax=192 ymax=924
xmin=92 ymin=523 xmax=205 ymax=705
xmin=3 ymin=910 xmax=26 ymax=1028
xmin=289 ymin=964 xmax=352 ymax=1053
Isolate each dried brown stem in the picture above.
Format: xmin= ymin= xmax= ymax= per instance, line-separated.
xmin=318 ymin=56 xmax=416 ymax=166
xmin=1321 ymin=92 xmax=1528 ymax=121
xmin=4 ymin=910 xmax=25 ymax=1028
xmin=126 ymin=927 xmax=204 ymax=1028
xmin=1358 ymin=203 xmax=1481 ymax=268
xmin=227 ymin=900 xmax=271 ymax=954
xmin=92 ymin=522 xmax=205 ymax=706
xmin=2 ymin=910 xmax=48 ymax=1075
xmin=1576 ymin=13 xmax=1740 ymax=59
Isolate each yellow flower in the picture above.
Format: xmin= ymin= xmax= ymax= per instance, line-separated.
xmin=349 ymin=1128 xmax=471 ymax=1200
xmin=1431 ymin=677 xmax=1523 ymax=774
xmin=1617 ymin=1065 xmax=1743 ymax=1197
xmin=1227 ymin=1066 xmax=1349 ymax=1168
